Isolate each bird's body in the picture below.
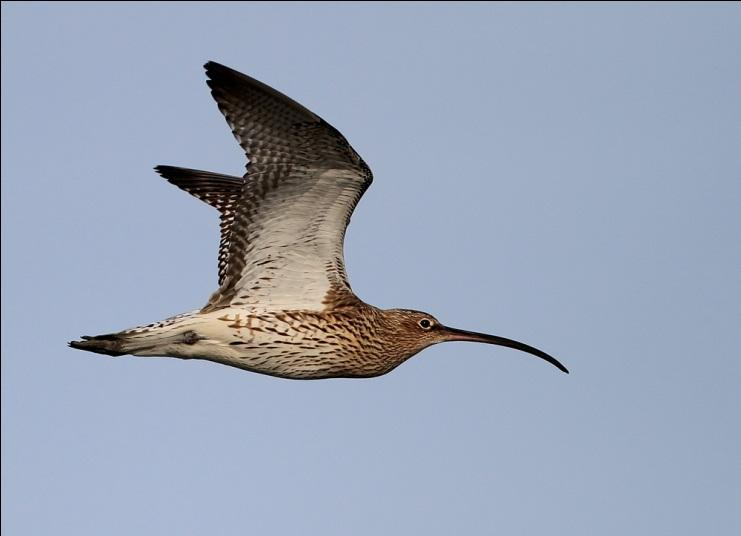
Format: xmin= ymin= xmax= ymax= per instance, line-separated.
xmin=78 ymin=305 xmax=432 ymax=379
xmin=70 ymin=62 xmax=568 ymax=378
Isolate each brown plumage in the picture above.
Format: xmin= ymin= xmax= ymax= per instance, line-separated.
xmin=69 ymin=61 xmax=568 ymax=379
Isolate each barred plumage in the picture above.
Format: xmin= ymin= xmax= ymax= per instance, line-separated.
xmin=69 ymin=61 xmax=568 ymax=378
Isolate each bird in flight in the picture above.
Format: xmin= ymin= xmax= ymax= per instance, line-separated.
xmin=69 ymin=62 xmax=568 ymax=379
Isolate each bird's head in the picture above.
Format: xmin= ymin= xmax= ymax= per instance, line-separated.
xmin=382 ymin=309 xmax=568 ymax=373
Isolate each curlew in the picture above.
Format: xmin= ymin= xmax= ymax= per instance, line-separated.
xmin=69 ymin=62 xmax=568 ymax=379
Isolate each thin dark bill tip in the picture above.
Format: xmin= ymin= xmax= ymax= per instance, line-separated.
xmin=516 ymin=342 xmax=569 ymax=374
xmin=443 ymin=326 xmax=569 ymax=374
xmin=548 ymin=355 xmax=569 ymax=374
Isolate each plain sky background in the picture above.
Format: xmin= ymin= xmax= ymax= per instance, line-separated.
xmin=2 ymin=2 xmax=740 ymax=535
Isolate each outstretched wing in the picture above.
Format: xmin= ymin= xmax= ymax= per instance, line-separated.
xmin=154 ymin=166 xmax=242 ymax=286
xmin=200 ymin=62 xmax=373 ymax=313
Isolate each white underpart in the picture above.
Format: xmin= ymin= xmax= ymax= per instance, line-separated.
xmin=122 ymin=308 xmax=346 ymax=378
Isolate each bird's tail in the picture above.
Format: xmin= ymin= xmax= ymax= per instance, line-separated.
xmin=68 ymin=333 xmax=127 ymax=356
xmin=69 ymin=311 xmax=204 ymax=358
xmin=69 ymin=329 xmax=179 ymax=357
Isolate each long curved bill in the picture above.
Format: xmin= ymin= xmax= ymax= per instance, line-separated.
xmin=442 ymin=326 xmax=569 ymax=374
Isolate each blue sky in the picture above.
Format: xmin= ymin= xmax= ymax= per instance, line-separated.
xmin=2 ymin=2 xmax=740 ymax=534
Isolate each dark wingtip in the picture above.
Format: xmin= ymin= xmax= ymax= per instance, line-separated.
xmin=153 ymin=165 xmax=182 ymax=181
xmin=204 ymin=61 xmax=234 ymax=80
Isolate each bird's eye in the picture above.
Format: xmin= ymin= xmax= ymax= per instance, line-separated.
xmin=418 ymin=319 xmax=433 ymax=330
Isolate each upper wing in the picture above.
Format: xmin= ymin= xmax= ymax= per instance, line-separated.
xmin=200 ymin=62 xmax=373 ymax=313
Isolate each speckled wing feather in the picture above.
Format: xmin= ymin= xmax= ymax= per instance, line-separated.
xmin=201 ymin=61 xmax=373 ymax=313
xmin=154 ymin=166 xmax=242 ymax=286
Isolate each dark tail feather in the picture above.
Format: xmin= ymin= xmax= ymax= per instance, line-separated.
xmin=68 ymin=334 xmax=126 ymax=357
